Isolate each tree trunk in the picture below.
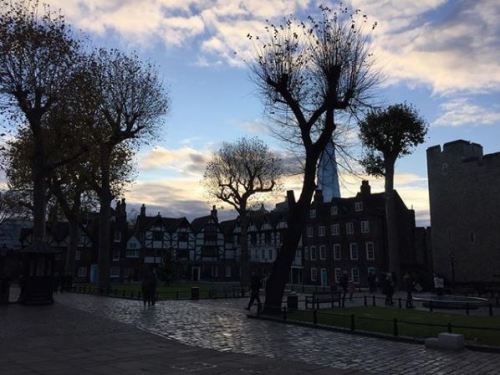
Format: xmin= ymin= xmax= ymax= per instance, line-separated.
xmin=239 ymin=211 xmax=250 ymax=288
xmin=264 ymin=154 xmax=318 ymax=312
xmin=65 ymin=219 xmax=79 ymax=276
xmin=385 ymin=161 xmax=400 ymax=282
xmin=97 ymin=147 xmax=113 ymax=290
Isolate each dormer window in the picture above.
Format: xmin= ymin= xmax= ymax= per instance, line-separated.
xmin=354 ymin=202 xmax=363 ymax=212
xmin=331 ymin=206 xmax=338 ymax=216
xmin=310 ymin=209 xmax=316 ymax=218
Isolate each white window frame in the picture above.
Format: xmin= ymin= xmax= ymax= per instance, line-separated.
xmin=311 ymin=267 xmax=318 ymax=282
xmin=349 ymin=243 xmax=358 ymax=260
xmin=306 ymin=226 xmax=314 ymax=238
xmin=318 ymin=226 xmax=325 ymax=237
xmin=334 ymin=268 xmax=342 ymax=283
xmin=310 ymin=208 xmax=316 ymax=218
xmin=366 ymin=241 xmax=375 ymax=260
xmin=361 ymin=220 xmax=370 ymax=234
xmin=331 ymin=223 xmax=340 ymax=236
xmin=319 ymin=245 xmax=326 ymax=260
xmin=77 ymin=266 xmax=87 ymax=278
xmin=310 ymin=246 xmax=317 ymax=261
xmin=112 ymin=249 xmax=120 ymax=261
xmin=333 ymin=244 xmax=341 ymax=260
xmin=354 ymin=202 xmax=363 ymax=212
xmin=346 ymin=222 xmax=354 ymax=235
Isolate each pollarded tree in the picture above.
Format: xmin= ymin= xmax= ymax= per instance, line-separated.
xmin=359 ymin=103 xmax=427 ymax=278
xmin=249 ymin=5 xmax=377 ymax=311
xmin=85 ymin=49 xmax=168 ymax=289
xmin=0 ymin=0 xmax=81 ymax=247
xmin=203 ymin=137 xmax=283 ymax=287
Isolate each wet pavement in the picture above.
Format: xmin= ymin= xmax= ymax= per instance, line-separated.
xmin=55 ymin=293 xmax=500 ymax=374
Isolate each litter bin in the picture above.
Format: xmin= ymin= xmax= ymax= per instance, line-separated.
xmin=287 ymin=294 xmax=298 ymax=310
xmin=191 ymin=286 xmax=200 ymax=300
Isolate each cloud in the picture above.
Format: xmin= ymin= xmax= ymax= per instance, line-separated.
xmin=137 ymin=146 xmax=210 ymax=175
xmin=433 ymin=99 xmax=500 ymax=127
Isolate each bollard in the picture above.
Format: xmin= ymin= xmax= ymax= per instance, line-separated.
xmin=466 ymin=303 xmax=470 ymax=316
xmin=372 ymin=295 xmax=376 ymax=307
xmin=489 ymin=304 xmax=493 ymax=317
xmin=398 ymin=298 xmax=402 ymax=309
xmin=448 ymin=322 xmax=452 ymax=333
xmin=393 ymin=318 xmax=398 ymax=336
xmin=350 ymin=314 xmax=355 ymax=331
xmin=313 ymin=309 xmax=318 ymax=325
xmin=364 ymin=295 xmax=367 ymax=307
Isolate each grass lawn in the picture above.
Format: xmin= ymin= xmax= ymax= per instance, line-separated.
xmin=288 ymin=306 xmax=500 ymax=347
xmin=78 ymin=282 xmax=243 ymax=299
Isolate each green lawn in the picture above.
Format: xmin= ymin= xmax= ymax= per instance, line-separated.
xmin=287 ymin=306 xmax=500 ymax=347
xmin=76 ymin=282 xmax=243 ymax=299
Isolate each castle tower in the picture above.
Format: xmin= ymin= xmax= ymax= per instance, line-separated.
xmin=317 ymin=139 xmax=341 ymax=201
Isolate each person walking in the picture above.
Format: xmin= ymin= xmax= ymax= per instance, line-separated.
xmin=142 ymin=266 xmax=156 ymax=307
xmin=404 ymin=272 xmax=414 ymax=308
xmin=367 ymin=271 xmax=376 ymax=294
xmin=245 ymin=272 xmax=262 ymax=312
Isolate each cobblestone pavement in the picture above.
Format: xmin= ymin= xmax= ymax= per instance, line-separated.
xmin=57 ymin=294 xmax=500 ymax=375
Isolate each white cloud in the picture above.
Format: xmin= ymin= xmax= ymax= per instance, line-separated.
xmin=433 ymin=99 xmax=500 ymax=127
xmin=137 ymin=146 xmax=210 ymax=175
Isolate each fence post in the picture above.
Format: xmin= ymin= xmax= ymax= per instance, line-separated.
xmin=350 ymin=314 xmax=355 ymax=331
xmin=372 ymin=295 xmax=376 ymax=307
xmin=393 ymin=318 xmax=399 ymax=336
xmin=447 ymin=322 xmax=452 ymax=333
xmin=364 ymin=295 xmax=367 ymax=307
xmin=466 ymin=303 xmax=470 ymax=316
xmin=313 ymin=309 xmax=318 ymax=325
xmin=489 ymin=304 xmax=493 ymax=317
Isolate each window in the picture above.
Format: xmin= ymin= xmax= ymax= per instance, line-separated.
xmin=334 ymin=268 xmax=342 ymax=283
xmin=265 ymin=232 xmax=271 ymax=244
xmin=351 ymin=268 xmax=360 ymax=283
xmin=333 ymin=244 xmax=341 ymax=260
xmin=367 ymin=266 xmax=376 ymax=276
xmin=318 ymin=226 xmax=325 ymax=237
xmin=346 ymin=222 xmax=354 ymax=235
xmin=225 ymin=265 xmax=231 ymax=278
xmin=114 ymin=231 xmax=122 ymax=242
xmin=178 ymin=232 xmax=188 ymax=241
xmin=77 ymin=266 xmax=87 ymax=278
xmin=153 ymin=231 xmax=163 ymax=241
xmin=306 ymin=226 xmax=314 ymax=237
xmin=331 ymin=224 xmax=340 ymax=236
xmin=211 ymin=265 xmax=218 ymax=277
xmin=110 ymin=266 xmax=120 ymax=278
xmin=311 ymin=268 xmax=318 ymax=282
xmin=310 ymin=208 xmax=316 ymax=218
xmin=112 ymin=249 xmax=120 ymax=261
xmin=366 ymin=242 xmax=375 ymax=260
xmin=319 ymin=245 xmax=326 ymax=260
xmin=268 ymin=249 xmax=273 ymax=261
xmin=331 ymin=205 xmax=338 ymax=215
xmin=126 ymin=249 xmax=140 ymax=258
xmin=354 ymin=202 xmax=363 ymax=212
xmin=349 ymin=243 xmax=358 ymax=260
xmin=75 ymin=250 xmax=81 ymax=261
xmin=310 ymin=246 xmax=317 ymax=260
xmin=276 ymin=232 xmax=281 ymax=245
xmin=361 ymin=220 xmax=370 ymax=233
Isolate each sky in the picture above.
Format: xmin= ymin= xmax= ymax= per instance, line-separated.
xmin=2 ymin=0 xmax=500 ymax=226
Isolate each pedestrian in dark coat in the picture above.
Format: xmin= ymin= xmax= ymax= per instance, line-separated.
xmin=340 ymin=272 xmax=349 ymax=307
xmin=246 ymin=272 xmax=262 ymax=311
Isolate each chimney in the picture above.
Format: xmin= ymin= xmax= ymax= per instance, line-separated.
xmin=286 ymin=190 xmax=296 ymax=207
xmin=211 ymin=205 xmax=218 ymax=220
xmin=140 ymin=204 xmax=146 ymax=217
xmin=360 ymin=180 xmax=371 ymax=196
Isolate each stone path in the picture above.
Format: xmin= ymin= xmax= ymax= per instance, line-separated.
xmin=55 ymin=294 xmax=500 ymax=374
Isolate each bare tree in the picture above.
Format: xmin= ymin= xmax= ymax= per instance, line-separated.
xmin=249 ymin=5 xmax=377 ymax=311
xmin=0 ymin=0 xmax=81 ymax=248
xmin=203 ymin=137 xmax=283 ymax=287
xmin=359 ymin=103 xmax=427 ymax=278
xmin=84 ymin=49 xmax=168 ymax=289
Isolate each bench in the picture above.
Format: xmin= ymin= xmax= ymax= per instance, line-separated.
xmin=305 ymin=291 xmax=341 ymax=309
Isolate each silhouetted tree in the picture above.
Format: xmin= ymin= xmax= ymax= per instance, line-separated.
xmin=359 ymin=103 xmax=427 ymax=278
xmin=249 ymin=5 xmax=377 ymax=311
xmin=0 ymin=190 xmax=29 ymax=225
xmin=84 ymin=49 xmax=168 ymax=289
xmin=203 ymin=137 xmax=283 ymax=287
xmin=0 ymin=0 xmax=81 ymax=248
